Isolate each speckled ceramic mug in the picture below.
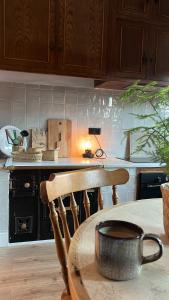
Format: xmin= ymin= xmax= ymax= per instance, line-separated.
xmin=95 ymin=220 xmax=163 ymax=281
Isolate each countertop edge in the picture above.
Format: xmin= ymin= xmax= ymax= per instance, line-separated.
xmin=1 ymin=157 xmax=165 ymax=170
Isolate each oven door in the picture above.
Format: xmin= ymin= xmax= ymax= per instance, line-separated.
xmin=138 ymin=172 xmax=168 ymax=199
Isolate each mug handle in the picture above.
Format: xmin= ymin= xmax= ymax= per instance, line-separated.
xmin=142 ymin=233 xmax=163 ymax=265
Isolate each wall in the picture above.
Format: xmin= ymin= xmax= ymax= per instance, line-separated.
xmin=0 ymin=170 xmax=9 ymax=246
xmin=0 ymin=81 xmax=154 ymax=246
xmin=0 ymin=81 xmax=153 ymax=158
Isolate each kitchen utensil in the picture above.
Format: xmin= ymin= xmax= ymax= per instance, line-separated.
xmin=48 ymin=119 xmax=71 ymax=157
xmin=12 ymin=129 xmax=20 ymax=145
xmin=0 ymin=125 xmax=21 ymax=157
xmin=20 ymin=130 xmax=29 ymax=151
xmin=20 ymin=130 xmax=29 ymax=138
xmin=5 ymin=129 xmax=20 ymax=145
xmin=5 ymin=129 xmax=15 ymax=144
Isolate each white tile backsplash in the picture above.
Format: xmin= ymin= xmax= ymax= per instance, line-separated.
xmin=11 ymin=102 xmax=26 ymax=129
xmin=26 ymin=97 xmax=40 ymax=129
xmin=0 ymin=101 xmax=12 ymax=127
xmin=53 ymin=86 xmax=65 ymax=104
xmin=0 ymin=81 xmax=161 ymax=157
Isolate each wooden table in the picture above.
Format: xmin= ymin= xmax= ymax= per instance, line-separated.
xmin=68 ymin=199 xmax=169 ymax=300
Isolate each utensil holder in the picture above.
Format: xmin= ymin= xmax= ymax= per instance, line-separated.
xmin=12 ymin=145 xmax=24 ymax=152
xmin=12 ymin=151 xmax=42 ymax=162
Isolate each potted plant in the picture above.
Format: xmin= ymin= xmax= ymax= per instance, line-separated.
xmin=120 ymin=81 xmax=169 ymax=172
xmin=119 ymin=80 xmax=169 ymax=238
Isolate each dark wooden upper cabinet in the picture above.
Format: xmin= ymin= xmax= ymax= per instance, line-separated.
xmin=153 ymin=0 xmax=169 ymax=22
xmin=58 ymin=0 xmax=108 ymax=78
xmin=0 ymin=0 xmax=56 ymax=72
xmin=110 ymin=20 xmax=147 ymax=79
xmin=0 ymin=0 xmax=108 ymax=78
xmin=149 ymin=26 xmax=169 ymax=81
xmin=118 ymin=0 xmax=150 ymax=17
xmin=107 ymin=0 xmax=169 ymax=83
xmin=118 ymin=0 xmax=169 ymax=22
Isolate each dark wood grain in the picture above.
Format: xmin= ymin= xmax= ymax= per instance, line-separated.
xmin=155 ymin=0 xmax=169 ymax=22
xmin=58 ymin=0 xmax=108 ymax=78
xmin=107 ymin=0 xmax=169 ymax=83
xmin=0 ymin=0 xmax=169 ymax=82
xmin=110 ymin=19 xmax=147 ymax=79
xmin=0 ymin=0 xmax=55 ymax=72
xmin=149 ymin=25 xmax=169 ymax=81
xmin=0 ymin=0 xmax=108 ymax=78
xmin=119 ymin=0 xmax=149 ymax=16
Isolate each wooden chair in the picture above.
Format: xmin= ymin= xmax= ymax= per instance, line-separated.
xmin=40 ymin=167 xmax=129 ymax=299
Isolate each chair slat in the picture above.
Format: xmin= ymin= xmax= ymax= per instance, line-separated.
xmin=83 ymin=190 xmax=90 ymax=218
xmin=98 ymin=187 xmax=103 ymax=210
xmin=70 ymin=193 xmax=79 ymax=231
xmin=48 ymin=201 xmax=69 ymax=294
xmin=58 ymin=197 xmax=71 ymax=252
xmin=40 ymin=168 xmax=129 ymax=296
xmin=112 ymin=185 xmax=119 ymax=205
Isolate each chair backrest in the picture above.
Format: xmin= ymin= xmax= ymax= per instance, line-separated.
xmin=40 ymin=167 xmax=129 ymax=294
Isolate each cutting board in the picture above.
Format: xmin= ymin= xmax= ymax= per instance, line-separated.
xmin=47 ymin=119 xmax=71 ymax=157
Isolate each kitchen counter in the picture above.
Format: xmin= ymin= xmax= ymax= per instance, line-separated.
xmin=5 ymin=157 xmax=103 ymax=169
xmin=0 ymin=156 xmax=165 ymax=248
xmin=4 ymin=157 xmax=164 ymax=169
xmin=101 ymin=158 xmax=164 ymax=169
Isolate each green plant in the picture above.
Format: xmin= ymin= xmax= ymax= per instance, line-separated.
xmin=120 ymin=81 xmax=169 ymax=172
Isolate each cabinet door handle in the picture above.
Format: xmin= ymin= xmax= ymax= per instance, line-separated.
xmin=147 ymin=184 xmax=161 ymax=188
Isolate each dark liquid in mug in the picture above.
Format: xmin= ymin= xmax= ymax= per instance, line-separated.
xmin=99 ymin=226 xmax=139 ymax=238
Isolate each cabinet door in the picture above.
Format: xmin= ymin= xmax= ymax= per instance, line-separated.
xmin=149 ymin=26 xmax=169 ymax=81
xmin=58 ymin=0 xmax=108 ymax=78
xmin=118 ymin=0 xmax=149 ymax=17
xmin=110 ymin=20 xmax=147 ymax=79
xmin=154 ymin=0 xmax=169 ymax=22
xmin=0 ymin=0 xmax=55 ymax=72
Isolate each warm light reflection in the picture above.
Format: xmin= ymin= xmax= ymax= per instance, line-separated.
xmin=82 ymin=159 xmax=91 ymax=164
xmin=80 ymin=139 xmax=92 ymax=151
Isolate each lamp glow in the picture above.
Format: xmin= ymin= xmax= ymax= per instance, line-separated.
xmin=80 ymin=138 xmax=94 ymax=158
xmin=83 ymin=140 xmax=92 ymax=151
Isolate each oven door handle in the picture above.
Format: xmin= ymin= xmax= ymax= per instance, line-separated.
xmin=147 ymin=184 xmax=161 ymax=188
